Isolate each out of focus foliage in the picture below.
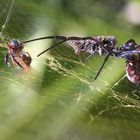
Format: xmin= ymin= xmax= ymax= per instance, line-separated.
xmin=0 ymin=0 xmax=140 ymax=140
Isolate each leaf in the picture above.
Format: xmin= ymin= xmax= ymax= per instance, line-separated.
xmin=0 ymin=0 xmax=140 ymax=140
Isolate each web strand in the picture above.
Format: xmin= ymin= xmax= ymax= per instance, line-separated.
xmin=1 ymin=0 xmax=14 ymax=34
xmin=0 ymin=0 xmax=14 ymax=47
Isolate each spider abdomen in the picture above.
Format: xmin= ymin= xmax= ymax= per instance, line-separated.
xmin=126 ymin=54 xmax=140 ymax=84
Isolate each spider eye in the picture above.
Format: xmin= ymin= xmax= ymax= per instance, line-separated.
xmin=11 ymin=40 xmax=21 ymax=48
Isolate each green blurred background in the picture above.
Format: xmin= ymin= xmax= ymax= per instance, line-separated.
xmin=0 ymin=0 xmax=140 ymax=140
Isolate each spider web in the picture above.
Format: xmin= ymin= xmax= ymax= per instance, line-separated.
xmin=41 ymin=43 xmax=140 ymax=139
xmin=0 ymin=0 xmax=139 ymax=140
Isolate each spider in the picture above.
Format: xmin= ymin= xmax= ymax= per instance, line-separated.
xmin=22 ymin=35 xmax=140 ymax=84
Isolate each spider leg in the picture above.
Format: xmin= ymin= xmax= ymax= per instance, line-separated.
xmin=37 ymin=39 xmax=68 ymax=57
xmin=94 ymin=53 xmax=111 ymax=80
xmin=22 ymin=36 xmax=67 ymax=44
xmin=116 ymin=50 xmax=140 ymax=59
xmin=4 ymin=53 xmax=10 ymax=67
xmin=37 ymin=36 xmax=90 ymax=57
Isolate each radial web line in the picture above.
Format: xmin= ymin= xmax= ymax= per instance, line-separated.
xmin=0 ymin=0 xmax=14 ymax=47
xmin=1 ymin=0 xmax=15 ymax=34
